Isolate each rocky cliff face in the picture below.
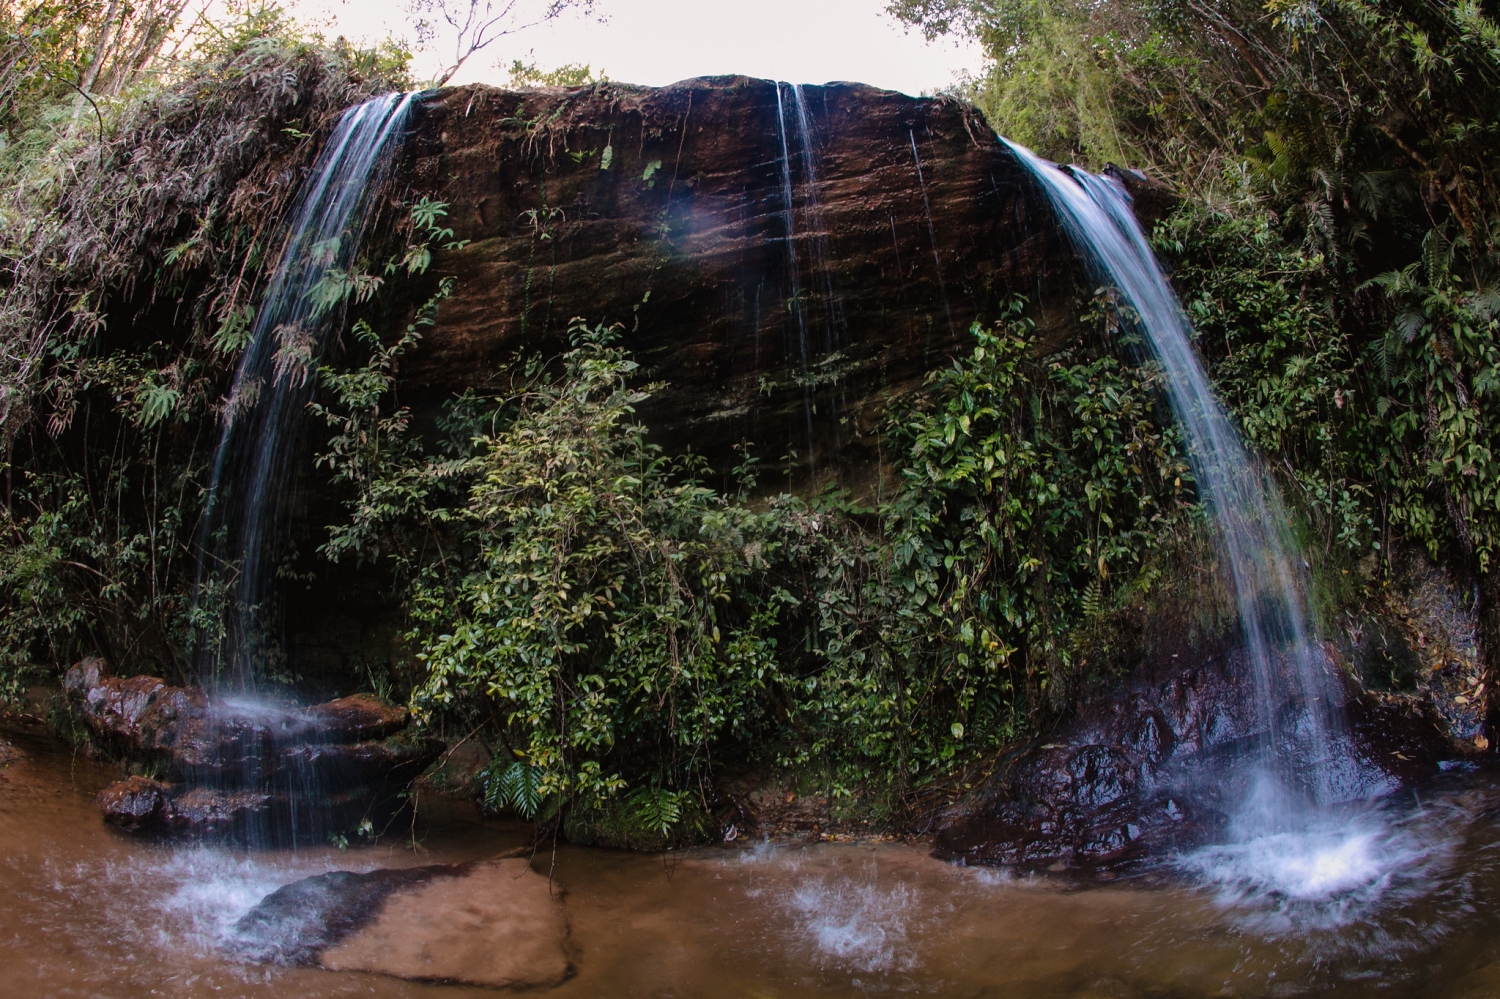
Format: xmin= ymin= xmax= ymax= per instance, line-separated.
xmin=392 ymin=77 xmax=1086 ymax=492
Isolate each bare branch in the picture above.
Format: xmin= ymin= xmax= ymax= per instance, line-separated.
xmin=408 ymin=0 xmax=596 ymax=87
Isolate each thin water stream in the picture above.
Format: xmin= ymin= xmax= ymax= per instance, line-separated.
xmin=773 ymin=82 xmax=816 ymax=459
xmin=5 ymin=731 xmax=1500 ymax=997
xmin=196 ymin=93 xmax=413 ymax=688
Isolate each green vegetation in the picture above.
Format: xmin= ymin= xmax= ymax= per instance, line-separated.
xmin=309 ymin=282 xmax=1196 ymax=839
xmin=3 ymin=0 xmax=1497 ymax=846
xmin=0 ymin=3 xmax=410 ymax=694
xmin=506 ymin=57 xmax=602 ymax=87
xmin=894 ymin=0 xmax=1500 ymax=688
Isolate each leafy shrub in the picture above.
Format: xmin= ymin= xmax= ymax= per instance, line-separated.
xmin=403 ymin=320 xmax=789 ymax=810
xmin=314 ymin=297 xmax=1198 ymax=836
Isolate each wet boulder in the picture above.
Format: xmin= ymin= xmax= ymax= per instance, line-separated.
xmin=69 ymin=660 xmax=442 ymax=844
xmin=933 ymin=647 xmax=1457 ymax=871
xmin=300 ymin=695 xmax=410 ymax=742
xmin=64 ymin=660 xmax=416 ymax=775
xmin=231 ymin=857 xmax=571 ymax=988
xmin=97 ymin=777 xmax=418 ymax=844
xmin=98 ymin=777 xmax=282 ymax=839
xmin=96 ymin=774 xmax=174 ymax=831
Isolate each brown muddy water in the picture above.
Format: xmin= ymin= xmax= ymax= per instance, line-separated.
xmin=7 ymin=727 xmax=1500 ymax=998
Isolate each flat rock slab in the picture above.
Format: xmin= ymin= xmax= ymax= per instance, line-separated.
xmin=232 ymin=857 xmax=570 ymax=988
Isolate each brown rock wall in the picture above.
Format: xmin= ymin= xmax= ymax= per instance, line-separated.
xmin=395 ymin=78 xmax=1086 ymax=493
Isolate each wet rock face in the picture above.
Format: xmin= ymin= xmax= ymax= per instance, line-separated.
xmin=231 ymin=866 xmax=461 ymax=965
xmin=401 ymin=78 xmax=1087 ymax=494
xmin=231 ymin=857 xmax=571 ymax=988
xmin=933 ymin=649 xmax=1456 ymax=871
xmin=65 ymin=660 xmax=441 ymax=844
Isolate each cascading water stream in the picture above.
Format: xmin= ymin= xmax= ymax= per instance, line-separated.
xmin=196 ymin=92 xmax=413 ymax=688
xmin=908 ymin=130 xmax=956 ymax=343
xmin=773 ymin=82 xmax=816 ymax=462
xmin=1001 ymin=140 xmax=1349 ymax=810
xmin=774 ymin=83 xmax=853 ymax=474
xmin=185 ymin=92 xmax=414 ymax=848
xmin=790 ymin=85 xmax=845 ymax=356
xmin=998 ymin=140 xmax=1443 ymax=915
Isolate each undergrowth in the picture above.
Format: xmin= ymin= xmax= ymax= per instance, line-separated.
xmin=309 ymin=294 xmax=1200 ymax=841
xmin=0 ymin=7 xmax=410 ymax=694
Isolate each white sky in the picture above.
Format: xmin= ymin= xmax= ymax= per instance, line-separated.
xmin=273 ymin=0 xmax=982 ymax=96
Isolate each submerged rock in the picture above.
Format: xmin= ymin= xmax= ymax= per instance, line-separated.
xmin=933 ymin=648 xmax=1458 ymax=871
xmin=231 ymin=857 xmax=570 ymax=988
xmin=67 ymin=660 xmax=441 ymax=843
xmin=231 ymin=866 xmax=460 ymax=965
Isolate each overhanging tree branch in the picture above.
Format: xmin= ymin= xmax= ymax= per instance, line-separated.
xmin=409 ymin=0 xmax=598 ymax=87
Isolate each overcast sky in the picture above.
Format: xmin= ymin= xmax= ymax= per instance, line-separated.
xmin=268 ymin=0 xmax=982 ymax=96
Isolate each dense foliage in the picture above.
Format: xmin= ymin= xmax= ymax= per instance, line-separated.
xmin=894 ymin=0 xmax=1500 ymax=678
xmin=0 ymin=5 xmax=410 ymax=695
xmin=5 ymin=0 xmax=1498 ymax=844
xmin=310 ymin=286 xmax=1195 ymax=837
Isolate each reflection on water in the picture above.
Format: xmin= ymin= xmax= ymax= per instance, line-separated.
xmin=7 ymin=728 xmax=1500 ymax=997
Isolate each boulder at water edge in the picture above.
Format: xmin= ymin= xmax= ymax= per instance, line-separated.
xmin=65 ymin=659 xmax=442 ymax=843
xmin=231 ymin=857 xmax=571 ymax=988
xmin=933 ymin=648 xmax=1457 ymax=871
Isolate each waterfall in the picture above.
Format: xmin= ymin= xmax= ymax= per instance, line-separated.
xmin=195 ymin=93 xmax=413 ymax=688
xmin=773 ymin=83 xmax=815 ymax=462
xmin=791 ymin=85 xmax=845 ymax=355
xmin=1002 ymin=140 xmax=1352 ymax=812
xmin=773 ymin=83 xmax=850 ymax=476
xmin=907 ymin=130 xmax=956 ymax=344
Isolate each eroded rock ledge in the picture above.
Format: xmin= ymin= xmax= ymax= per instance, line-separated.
xmin=64 ymin=659 xmax=441 ymax=843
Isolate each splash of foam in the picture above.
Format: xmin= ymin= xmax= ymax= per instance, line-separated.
xmin=734 ymin=845 xmax=921 ymax=974
xmin=152 ymin=850 xmax=317 ymax=953
xmin=785 ymin=876 xmax=916 ymax=973
xmin=1178 ymin=794 xmax=1459 ymax=937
